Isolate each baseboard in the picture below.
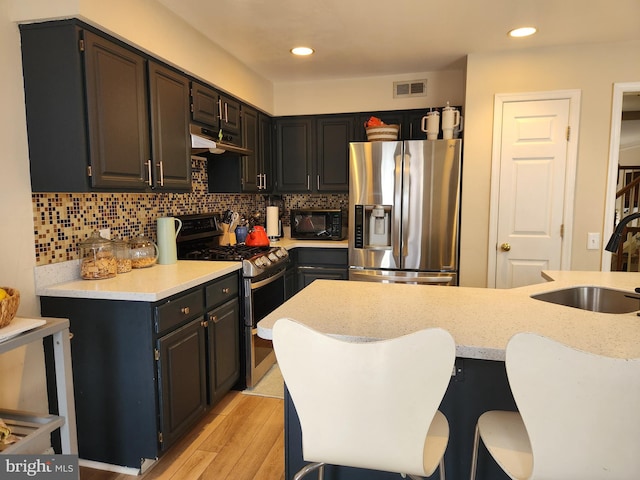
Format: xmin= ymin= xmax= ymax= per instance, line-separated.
xmin=79 ymin=458 xmax=156 ymax=476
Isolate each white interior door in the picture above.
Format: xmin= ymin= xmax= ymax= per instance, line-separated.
xmin=489 ymin=93 xmax=579 ymax=288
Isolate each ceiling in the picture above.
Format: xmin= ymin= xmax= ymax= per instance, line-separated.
xmin=155 ymin=0 xmax=640 ymax=84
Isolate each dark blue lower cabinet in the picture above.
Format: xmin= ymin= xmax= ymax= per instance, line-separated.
xmin=284 ymin=358 xmax=516 ymax=480
xmin=40 ymin=272 xmax=241 ymax=470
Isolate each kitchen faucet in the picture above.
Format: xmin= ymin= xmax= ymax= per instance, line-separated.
xmin=605 ymin=212 xmax=640 ymax=252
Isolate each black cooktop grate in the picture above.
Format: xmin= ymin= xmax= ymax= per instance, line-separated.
xmin=180 ymin=244 xmax=271 ymax=261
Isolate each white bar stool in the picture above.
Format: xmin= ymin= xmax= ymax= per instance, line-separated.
xmin=272 ymin=318 xmax=456 ymax=480
xmin=470 ymin=332 xmax=640 ymax=480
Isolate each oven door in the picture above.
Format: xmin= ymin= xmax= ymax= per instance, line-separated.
xmin=244 ymin=267 xmax=285 ymax=388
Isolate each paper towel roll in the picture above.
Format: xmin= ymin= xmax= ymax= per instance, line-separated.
xmin=266 ymin=206 xmax=279 ymax=237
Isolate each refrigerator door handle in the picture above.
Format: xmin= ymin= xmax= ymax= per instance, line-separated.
xmin=350 ymin=270 xmax=453 ymax=284
xmin=400 ymin=148 xmax=412 ymax=265
xmin=393 ymin=149 xmax=405 ymax=262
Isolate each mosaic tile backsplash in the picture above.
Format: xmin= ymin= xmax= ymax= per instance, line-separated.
xmin=33 ymin=157 xmax=348 ymax=265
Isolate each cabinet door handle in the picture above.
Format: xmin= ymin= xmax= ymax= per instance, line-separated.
xmin=209 ymin=314 xmax=219 ymax=324
xmin=145 ymin=160 xmax=153 ymax=186
xmin=181 ymin=306 xmax=190 ymax=315
xmin=201 ymin=319 xmax=208 ymax=328
xmin=317 ymin=175 xmax=320 ymax=190
xmin=307 ymin=175 xmax=310 ymax=190
xmin=224 ymin=103 xmax=228 ymax=122
xmin=263 ymin=173 xmax=267 ymax=189
xmin=222 ymin=287 xmax=230 ymax=294
xmin=217 ymin=99 xmax=223 ymax=120
xmin=157 ymin=161 xmax=164 ymax=187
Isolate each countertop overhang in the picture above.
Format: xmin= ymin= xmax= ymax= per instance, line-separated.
xmin=257 ymin=270 xmax=640 ymax=361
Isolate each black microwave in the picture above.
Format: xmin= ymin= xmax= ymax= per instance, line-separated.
xmin=290 ymin=209 xmax=345 ymax=240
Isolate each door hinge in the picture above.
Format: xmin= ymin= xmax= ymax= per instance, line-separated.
xmin=79 ymin=39 xmax=85 ymax=52
xmin=154 ymin=348 xmax=160 ymax=361
xmin=560 ymin=223 xmax=565 ymax=238
xmin=87 ymin=165 xmax=92 ymax=177
xmin=566 ymin=126 xmax=571 ymax=141
xmin=158 ymin=432 xmax=163 ymax=444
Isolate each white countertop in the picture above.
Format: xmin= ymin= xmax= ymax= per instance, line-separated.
xmin=33 ymin=238 xmax=344 ymax=303
xmin=257 ymin=271 xmax=640 ymax=361
xmin=36 ymin=261 xmax=241 ymax=302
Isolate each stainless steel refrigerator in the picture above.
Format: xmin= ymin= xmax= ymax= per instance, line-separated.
xmin=348 ymin=139 xmax=462 ymax=285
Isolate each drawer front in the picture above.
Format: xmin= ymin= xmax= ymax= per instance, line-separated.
xmin=156 ymin=290 xmax=204 ymax=335
xmin=205 ymin=274 xmax=239 ymax=309
xmin=296 ymin=247 xmax=348 ymax=267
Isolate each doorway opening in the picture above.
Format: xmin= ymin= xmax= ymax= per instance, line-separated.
xmin=603 ymin=82 xmax=640 ymax=272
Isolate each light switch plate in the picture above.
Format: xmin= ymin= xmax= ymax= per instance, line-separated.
xmin=587 ymin=232 xmax=600 ymax=250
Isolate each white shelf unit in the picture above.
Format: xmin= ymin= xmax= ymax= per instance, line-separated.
xmin=0 ymin=317 xmax=77 ymax=454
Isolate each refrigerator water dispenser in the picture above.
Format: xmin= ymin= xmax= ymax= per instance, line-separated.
xmin=368 ymin=205 xmax=391 ymax=246
xmin=354 ymin=204 xmax=392 ymax=248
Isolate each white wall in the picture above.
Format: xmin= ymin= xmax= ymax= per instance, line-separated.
xmin=0 ymin=0 xmax=48 ymax=413
xmin=461 ymin=40 xmax=640 ymax=287
xmin=619 ymin=145 xmax=640 ymax=166
xmin=273 ymin=69 xmax=466 ymax=116
xmin=619 ymin=119 xmax=640 ymax=166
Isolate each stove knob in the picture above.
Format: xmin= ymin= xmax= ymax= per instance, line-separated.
xmin=254 ymin=257 xmax=264 ymax=267
xmin=262 ymin=255 xmax=272 ymax=266
xmin=268 ymin=252 xmax=278 ymax=262
xmin=276 ymin=249 xmax=286 ymax=258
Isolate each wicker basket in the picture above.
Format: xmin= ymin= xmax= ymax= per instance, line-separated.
xmin=0 ymin=287 xmax=20 ymax=329
xmin=365 ymin=124 xmax=400 ymax=141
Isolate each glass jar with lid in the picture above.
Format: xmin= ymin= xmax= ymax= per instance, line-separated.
xmin=79 ymin=230 xmax=117 ymax=280
xmin=129 ymin=235 xmax=158 ymax=269
xmin=112 ymin=237 xmax=131 ymax=274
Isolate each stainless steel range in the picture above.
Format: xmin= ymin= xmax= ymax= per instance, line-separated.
xmin=176 ymin=213 xmax=289 ymax=388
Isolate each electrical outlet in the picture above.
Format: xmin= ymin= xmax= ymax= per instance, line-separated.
xmin=99 ymin=228 xmax=111 ymax=240
xmin=587 ymin=232 xmax=600 ymax=250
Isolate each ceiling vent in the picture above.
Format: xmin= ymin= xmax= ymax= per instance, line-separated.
xmin=393 ymin=79 xmax=427 ymax=98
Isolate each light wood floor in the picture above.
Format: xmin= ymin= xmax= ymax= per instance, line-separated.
xmin=79 ymin=391 xmax=285 ymax=480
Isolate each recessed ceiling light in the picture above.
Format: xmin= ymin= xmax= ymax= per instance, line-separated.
xmin=508 ymin=27 xmax=537 ymax=38
xmin=290 ymin=46 xmax=314 ymax=56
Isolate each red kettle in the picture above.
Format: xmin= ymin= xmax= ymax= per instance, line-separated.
xmin=245 ymin=226 xmax=269 ymax=247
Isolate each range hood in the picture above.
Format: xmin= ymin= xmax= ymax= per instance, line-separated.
xmin=190 ymin=124 xmax=252 ymax=156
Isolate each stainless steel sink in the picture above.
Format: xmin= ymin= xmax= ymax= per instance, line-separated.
xmin=531 ymin=286 xmax=640 ymax=314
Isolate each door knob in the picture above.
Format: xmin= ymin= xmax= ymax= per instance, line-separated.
xmin=500 ymin=242 xmax=511 ymax=252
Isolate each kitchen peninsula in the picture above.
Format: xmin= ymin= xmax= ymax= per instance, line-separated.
xmin=258 ymin=271 xmax=640 ymax=480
